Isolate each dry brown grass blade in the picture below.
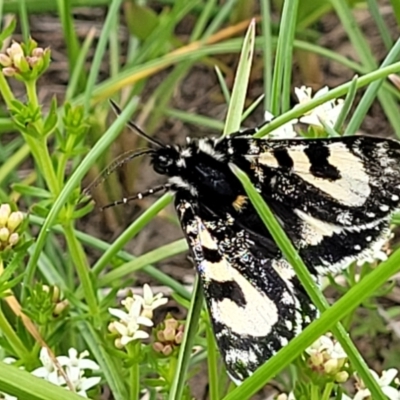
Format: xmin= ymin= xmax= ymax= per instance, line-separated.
xmin=4 ymin=295 xmax=74 ymax=391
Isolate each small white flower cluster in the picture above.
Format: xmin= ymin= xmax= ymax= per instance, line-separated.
xmin=1 ymin=347 xmax=100 ymax=399
xmin=342 ymin=368 xmax=400 ymax=400
xmin=265 ymin=85 xmax=344 ymax=139
xmin=305 ymin=334 xmax=349 ymax=382
xmin=108 ymin=284 xmax=168 ymax=348
xmin=277 ymin=334 xmax=400 ymax=400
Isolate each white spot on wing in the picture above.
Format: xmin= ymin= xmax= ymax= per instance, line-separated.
xmin=198 ymin=139 xmax=225 ymax=161
xmin=168 ymin=176 xmax=198 ymax=196
xmin=295 ymin=209 xmax=342 ymax=245
xmin=209 ymin=268 xmax=279 ymax=337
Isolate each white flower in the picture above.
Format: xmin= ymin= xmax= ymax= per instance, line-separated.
xmin=276 ymin=392 xmax=296 ymax=400
xmin=354 ymin=368 xmax=400 ymax=400
xmin=294 ymin=85 xmax=344 ymax=128
xmin=134 ymin=284 xmax=168 ymax=319
xmin=306 ymin=334 xmax=346 ymax=359
xmin=264 ymin=110 xmax=298 ymax=139
xmin=109 ymin=297 xmax=153 ymax=346
xmin=31 ymin=348 xmax=64 ymax=386
xmin=67 ymin=370 xmax=101 ymax=398
xmin=57 ymin=348 xmax=99 ymax=383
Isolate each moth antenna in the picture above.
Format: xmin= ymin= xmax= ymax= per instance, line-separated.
xmin=109 ymin=99 xmax=165 ymax=148
xmin=100 ymin=184 xmax=169 ymax=211
xmin=82 ymin=148 xmax=154 ymax=197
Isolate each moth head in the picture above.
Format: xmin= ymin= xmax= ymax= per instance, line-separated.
xmin=151 ymin=146 xmax=182 ymax=175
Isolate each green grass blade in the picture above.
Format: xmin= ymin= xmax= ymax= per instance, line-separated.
xmin=332 ymin=0 xmax=400 ymax=136
xmin=367 ymin=0 xmax=393 ymax=50
xmin=222 ymin=19 xmax=256 ymax=135
xmin=334 ymin=74 xmax=358 ymax=133
xmin=168 ymin=277 xmax=204 ymax=400
xmin=65 ymin=27 xmax=96 ymax=101
xmin=164 ymin=108 xmax=225 ymax=131
xmin=0 ymin=363 xmax=83 ymax=400
xmin=83 ymin=0 xmax=124 ymax=113
xmin=270 ymin=0 xmax=299 ymax=114
xmin=345 ymin=38 xmax=400 ymax=136
xmin=98 ymin=239 xmax=188 ymax=286
xmin=261 ymin=0 xmax=273 ymax=111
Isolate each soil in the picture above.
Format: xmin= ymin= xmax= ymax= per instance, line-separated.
xmin=6 ymin=1 xmax=400 ymax=399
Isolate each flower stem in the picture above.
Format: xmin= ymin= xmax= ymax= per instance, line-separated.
xmin=0 ymin=270 xmax=29 ymax=361
xmin=0 ymin=307 xmax=28 ymax=359
xmin=63 ymin=222 xmax=100 ymax=323
xmin=128 ymin=343 xmax=141 ymax=400
xmin=0 ymin=73 xmax=15 ymax=107
xmin=321 ymin=382 xmax=334 ymax=400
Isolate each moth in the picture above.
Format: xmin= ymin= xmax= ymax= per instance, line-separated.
xmin=90 ymin=102 xmax=400 ymax=383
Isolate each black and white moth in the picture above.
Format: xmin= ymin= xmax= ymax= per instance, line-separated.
xmin=96 ymin=104 xmax=400 ymax=383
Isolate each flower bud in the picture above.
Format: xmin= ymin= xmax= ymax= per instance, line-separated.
xmin=0 ymin=54 xmax=12 ymax=67
xmin=7 ymin=211 xmax=23 ymax=231
xmin=32 ymin=47 xmax=44 ymax=58
xmin=335 ymin=371 xmax=349 ymax=383
xmin=2 ymin=67 xmax=16 ymax=77
xmin=324 ymin=358 xmax=340 ymax=374
xmin=309 ymin=352 xmax=324 ymax=367
xmin=152 ymin=342 xmax=164 ymax=353
xmin=108 ymin=322 xmax=118 ymax=334
xmin=51 ymin=286 xmax=60 ymax=303
xmin=164 ymin=327 xmax=176 ymax=342
xmin=175 ymin=330 xmax=184 ymax=344
xmin=7 ymin=43 xmax=24 ymax=59
xmin=165 ymin=318 xmax=178 ymax=331
xmin=0 ymin=227 xmax=10 ymax=242
xmin=8 ymin=233 xmax=19 ymax=247
xmin=53 ymin=300 xmax=69 ymax=316
xmin=162 ymin=345 xmax=173 ymax=356
xmin=0 ymin=204 xmax=11 ymax=226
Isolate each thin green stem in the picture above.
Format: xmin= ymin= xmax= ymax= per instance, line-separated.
xmin=128 ymin=345 xmax=140 ymax=400
xmin=0 ymin=144 xmax=30 ymax=185
xmin=168 ymin=278 xmax=203 ymax=400
xmin=0 ymin=303 xmax=29 ymax=361
xmin=25 ymin=80 xmax=39 ymax=110
xmin=321 ymin=382 xmax=334 ymax=400
xmin=18 ymin=0 xmax=29 ymax=42
xmin=63 ymin=223 xmax=99 ymax=324
xmin=206 ymin=316 xmax=220 ymax=400
xmin=0 ymin=73 xmax=15 ymax=106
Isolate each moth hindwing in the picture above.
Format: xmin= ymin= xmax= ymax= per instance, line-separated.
xmin=107 ymin=118 xmax=400 ymax=382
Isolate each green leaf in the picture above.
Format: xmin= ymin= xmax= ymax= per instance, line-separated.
xmin=0 ymin=362 xmax=83 ymax=400
xmin=0 ymin=18 xmax=16 ymax=47
xmin=11 ymin=184 xmax=52 ymax=199
xmin=222 ymin=19 xmax=256 ymax=136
